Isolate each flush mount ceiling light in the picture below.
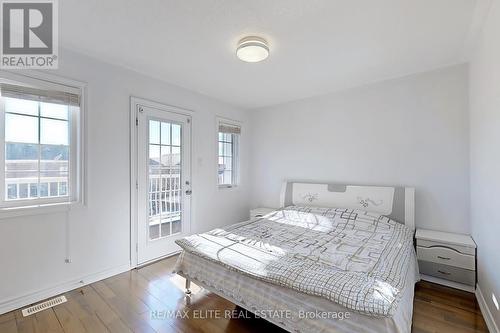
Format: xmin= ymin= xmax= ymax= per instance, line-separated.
xmin=236 ymin=36 xmax=269 ymax=63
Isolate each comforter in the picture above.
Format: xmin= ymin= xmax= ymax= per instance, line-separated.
xmin=175 ymin=206 xmax=415 ymax=317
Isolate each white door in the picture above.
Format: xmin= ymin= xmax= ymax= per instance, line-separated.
xmin=135 ymin=103 xmax=191 ymax=265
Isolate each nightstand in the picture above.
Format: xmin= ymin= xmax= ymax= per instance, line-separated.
xmin=415 ymin=228 xmax=476 ymax=292
xmin=250 ymin=207 xmax=276 ymax=219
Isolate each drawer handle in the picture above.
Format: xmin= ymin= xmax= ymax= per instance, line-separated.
xmin=437 ymin=256 xmax=451 ymax=260
xmin=438 ymin=270 xmax=451 ymax=275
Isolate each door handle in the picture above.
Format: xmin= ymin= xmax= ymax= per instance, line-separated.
xmin=185 ymin=190 xmax=192 ymax=195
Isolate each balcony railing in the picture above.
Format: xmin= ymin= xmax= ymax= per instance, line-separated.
xmin=4 ymin=160 xmax=68 ymax=200
xmin=148 ymin=172 xmax=181 ymax=239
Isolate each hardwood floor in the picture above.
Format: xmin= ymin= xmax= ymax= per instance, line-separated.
xmin=413 ymin=281 xmax=489 ymax=333
xmin=0 ymin=256 xmax=489 ymax=333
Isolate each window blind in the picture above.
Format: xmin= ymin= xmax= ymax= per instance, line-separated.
xmin=0 ymin=83 xmax=80 ymax=106
xmin=219 ymin=122 xmax=241 ymax=134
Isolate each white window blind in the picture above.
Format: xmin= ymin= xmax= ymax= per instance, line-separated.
xmin=1 ymin=83 xmax=80 ymax=107
xmin=218 ymin=122 xmax=241 ymax=135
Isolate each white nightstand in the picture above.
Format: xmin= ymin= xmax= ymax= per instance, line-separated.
xmin=415 ymin=228 xmax=476 ymax=292
xmin=250 ymin=207 xmax=276 ymax=219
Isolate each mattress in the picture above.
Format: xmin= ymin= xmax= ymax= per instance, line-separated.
xmin=175 ymin=250 xmax=419 ymax=333
xmin=176 ymin=206 xmax=416 ymax=317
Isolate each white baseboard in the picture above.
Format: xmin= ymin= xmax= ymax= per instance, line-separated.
xmin=0 ymin=263 xmax=131 ymax=315
xmin=476 ymin=285 xmax=499 ymax=333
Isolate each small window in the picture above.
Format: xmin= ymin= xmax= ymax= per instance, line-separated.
xmin=217 ymin=120 xmax=241 ymax=188
xmin=0 ymin=77 xmax=83 ymax=209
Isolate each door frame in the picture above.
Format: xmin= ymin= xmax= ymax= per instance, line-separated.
xmin=130 ymin=96 xmax=194 ymax=268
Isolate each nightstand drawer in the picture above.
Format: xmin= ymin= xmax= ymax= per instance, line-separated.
xmin=416 ymin=239 xmax=475 ymax=255
xmin=418 ymin=260 xmax=475 ymax=286
xmin=417 ymin=246 xmax=475 ymax=270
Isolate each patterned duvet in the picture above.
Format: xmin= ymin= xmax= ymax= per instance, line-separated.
xmin=175 ymin=206 xmax=415 ymax=317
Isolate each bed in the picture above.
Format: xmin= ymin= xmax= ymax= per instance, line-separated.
xmin=174 ymin=181 xmax=418 ymax=333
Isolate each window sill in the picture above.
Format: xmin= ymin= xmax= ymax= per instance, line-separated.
xmin=0 ymin=202 xmax=80 ymax=220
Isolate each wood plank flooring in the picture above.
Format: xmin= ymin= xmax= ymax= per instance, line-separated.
xmin=0 ymin=255 xmax=489 ymax=333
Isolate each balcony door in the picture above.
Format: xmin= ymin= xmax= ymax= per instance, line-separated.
xmin=133 ymin=99 xmax=191 ymax=265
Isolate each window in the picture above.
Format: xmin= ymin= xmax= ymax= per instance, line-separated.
xmin=0 ymin=77 xmax=82 ymax=208
xmin=217 ymin=120 xmax=240 ymax=187
xmin=148 ymin=120 xmax=182 ymax=238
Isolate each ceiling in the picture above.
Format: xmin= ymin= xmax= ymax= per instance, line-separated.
xmin=60 ymin=0 xmax=483 ymax=109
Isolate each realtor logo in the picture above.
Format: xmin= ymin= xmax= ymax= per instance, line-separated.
xmin=1 ymin=0 xmax=58 ymax=68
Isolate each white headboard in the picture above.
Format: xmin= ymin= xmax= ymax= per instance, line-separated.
xmin=279 ymin=181 xmax=415 ymax=230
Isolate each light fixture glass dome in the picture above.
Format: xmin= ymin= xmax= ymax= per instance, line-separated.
xmin=236 ymin=37 xmax=269 ymax=63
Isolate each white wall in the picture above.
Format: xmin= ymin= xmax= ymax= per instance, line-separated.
xmin=469 ymin=0 xmax=500 ymax=328
xmin=250 ymin=64 xmax=470 ymax=233
xmin=0 ymin=49 xmax=251 ymax=313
